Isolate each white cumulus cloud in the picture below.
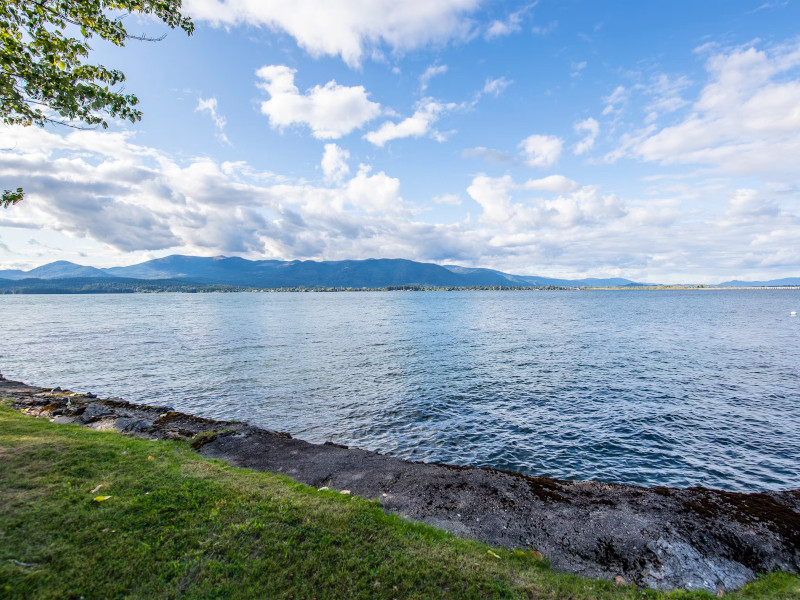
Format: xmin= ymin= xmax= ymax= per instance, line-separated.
xmin=345 ymin=165 xmax=405 ymax=214
xmin=518 ymin=134 xmax=563 ymax=168
xmin=256 ymin=65 xmax=381 ymax=139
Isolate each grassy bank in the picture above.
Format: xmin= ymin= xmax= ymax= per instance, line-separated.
xmin=1 ymin=404 xmax=797 ymax=600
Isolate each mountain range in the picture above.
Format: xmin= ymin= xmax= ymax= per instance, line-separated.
xmin=1 ymin=256 xmax=797 ymax=288
xmin=0 ymin=256 xmax=645 ymax=288
xmin=714 ymin=278 xmax=800 ymax=287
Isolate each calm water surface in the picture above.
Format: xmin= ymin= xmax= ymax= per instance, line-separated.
xmin=2 ymin=290 xmax=798 ymax=492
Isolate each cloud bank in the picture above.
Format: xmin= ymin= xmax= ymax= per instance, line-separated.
xmin=5 ymin=121 xmax=798 ymax=282
xmin=184 ymin=0 xmax=482 ymax=67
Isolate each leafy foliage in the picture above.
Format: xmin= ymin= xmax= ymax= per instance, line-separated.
xmin=1 ymin=0 xmax=193 ymax=128
xmin=0 ymin=0 xmax=193 ymax=206
xmin=1 ymin=186 xmax=23 ymax=207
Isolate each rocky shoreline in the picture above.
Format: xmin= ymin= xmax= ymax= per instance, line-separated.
xmin=2 ymin=376 xmax=798 ymax=593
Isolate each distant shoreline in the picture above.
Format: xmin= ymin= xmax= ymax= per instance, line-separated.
xmin=1 ymin=278 xmax=799 ymax=295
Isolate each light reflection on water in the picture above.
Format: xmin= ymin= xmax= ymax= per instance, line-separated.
xmin=2 ymin=289 xmax=799 ymax=492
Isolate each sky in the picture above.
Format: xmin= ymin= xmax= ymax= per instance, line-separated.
xmin=1 ymin=0 xmax=799 ymax=283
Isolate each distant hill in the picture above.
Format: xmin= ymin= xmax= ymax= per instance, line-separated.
xmin=0 ymin=255 xmax=652 ymax=289
xmin=7 ymin=260 xmax=116 ymax=280
xmin=106 ymin=256 xmax=501 ymax=288
xmin=102 ymin=255 xmax=282 ymax=282
xmin=717 ymin=278 xmax=800 ymax=287
xmin=0 ymin=268 xmax=25 ymax=279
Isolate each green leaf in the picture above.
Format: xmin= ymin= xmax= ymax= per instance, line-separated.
xmin=2 ymin=188 xmax=24 ymax=209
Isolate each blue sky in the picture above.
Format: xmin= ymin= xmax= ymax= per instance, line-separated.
xmin=1 ymin=0 xmax=799 ymax=283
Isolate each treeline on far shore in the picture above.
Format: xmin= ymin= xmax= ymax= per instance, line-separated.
xmin=0 ymin=277 xmax=250 ymax=294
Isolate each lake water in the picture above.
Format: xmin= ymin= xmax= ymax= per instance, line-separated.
xmin=2 ymin=290 xmax=798 ymax=492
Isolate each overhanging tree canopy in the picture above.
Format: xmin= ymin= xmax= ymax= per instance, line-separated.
xmin=1 ymin=0 xmax=194 ymax=207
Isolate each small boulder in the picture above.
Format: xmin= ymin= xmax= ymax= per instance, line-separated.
xmin=80 ymin=402 xmax=113 ymax=424
xmin=114 ymin=418 xmax=153 ymax=433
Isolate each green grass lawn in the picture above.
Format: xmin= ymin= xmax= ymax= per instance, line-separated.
xmin=1 ymin=403 xmax=798 ymax=599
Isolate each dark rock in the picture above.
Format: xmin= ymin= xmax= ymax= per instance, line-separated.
xmin=51 ymin=386 xmax=62 ymax=392
xmin=113 ymin=417 xmax=153 ymax=433
xmin=324 ymin=441 xmax=348 ymax=449
xmin=80 ymin=402 xmax=112 ymax=424
xmin=85 ymin=392 xmax=97 ymax=399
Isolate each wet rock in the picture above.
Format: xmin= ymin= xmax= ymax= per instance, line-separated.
xmin=80 ymin=402 xmax=113 ymax=424
xmin=113 ymin=417 xmax=153 ymax=433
